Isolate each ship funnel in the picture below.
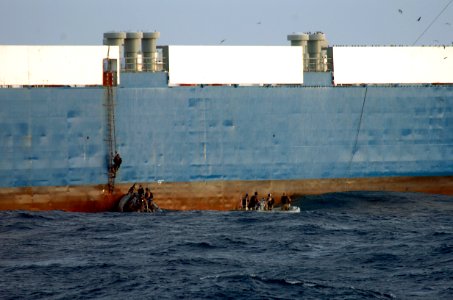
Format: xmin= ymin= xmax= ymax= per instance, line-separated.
xmin=103 ymin=32 xmax=125 ymax=73
xmin=308 ymin=32 xmax=328 ymax=72
xmin=287 ymin=33 xmax=309 ymax=71
xmin=103 ymin=32 xmax=126 ymax=46
xmin=142 ymin=32 xmax=160 ymax=72
xmin=287 ymin=33 xmax=309 ymax=46
xmin=124 ymin=32 xmax=143 ymax=71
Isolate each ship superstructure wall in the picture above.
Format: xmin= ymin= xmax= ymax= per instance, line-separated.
xmin=166 ymin=45 xmax=453 ymax=86
xmin=0 ymin=46 xmax=120 ymax=86
xmin=1 ymin=45 xmax=452 ymax=87
xmin=333 ymin=46 xmax=453 ymax=85
xmin=168 ymin=46 xmax=304 ymax=85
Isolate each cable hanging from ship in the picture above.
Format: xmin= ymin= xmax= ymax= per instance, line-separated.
xmin=412 ymin=0 xmax=453 ymax=45
xmin=347 ymin=86 xmax=368 ymax=175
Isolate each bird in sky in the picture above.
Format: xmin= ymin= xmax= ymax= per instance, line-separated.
xmin=398 ymin=9 xmax=403 ymax=14
xmin=417 ymin=16 xmax=422 ymax=21
xmin=219 ymin=39 xmax=226 ymax=44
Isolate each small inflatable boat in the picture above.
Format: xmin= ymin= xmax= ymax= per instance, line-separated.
xmin=257 ymin=205 xmax=301 ymax=213
xmin=117 ymin=184 xmax=161 ymax=213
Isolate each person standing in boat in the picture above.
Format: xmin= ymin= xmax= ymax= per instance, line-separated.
xmin=281 ymin=192 xmax=291 ymax=211
xmin=267 ymin=193 xmax=275 ymax=211
xmin=248 ymin=192 xmax=258 ymax=210
xmin=241 ymin=193 xmax=249 ymax=210
xmin=128 ymin=183 xmax=136 ymax=194
xmin=135 ymin=185 xmax=145 ymax=212
xmin=145 ymin=187 xmax=154 ymax=212
xmin=138 ymin=185 xmax=144 ymax=199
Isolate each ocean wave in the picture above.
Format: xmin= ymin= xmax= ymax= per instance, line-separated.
xmin=199 ymin=273 xmax=396 ymax=299
xmin=1 ymin=192 xmax=453 ymax=299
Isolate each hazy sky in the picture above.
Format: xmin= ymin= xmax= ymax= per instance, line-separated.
xmin=1 ymin=0 xmax=452 ymax=46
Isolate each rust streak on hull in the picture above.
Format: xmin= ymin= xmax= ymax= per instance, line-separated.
xmin=0 ymin=185 xmax=117 ymax=212
xmin=1 ymin=176 xmax=452 ymax=212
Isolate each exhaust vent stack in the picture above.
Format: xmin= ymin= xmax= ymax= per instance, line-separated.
xmin=124 ymin=32 xmax=143 ymax=71
xmin=308 ymin=32 xmax=328 ymax=72
xmin=287 ymin=33 xmax=309 ymax=71
xmin=142 ymin=32 xmax=160 ymax=72
xmin=103 ymin=32 xmax=126 ymax=46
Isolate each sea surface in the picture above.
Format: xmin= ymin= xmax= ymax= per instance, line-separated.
xmin=1 ymin=191 xmax=453 ymax=299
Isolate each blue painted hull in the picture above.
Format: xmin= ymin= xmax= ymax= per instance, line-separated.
xmin=116 ymin=83 xmax=453 ymax=182
xmin=1 ymin=72 xmax=452 ymax=211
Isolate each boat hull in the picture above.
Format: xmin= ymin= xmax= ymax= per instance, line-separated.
xmin=1 ymin=175 xmax=452 ymax=212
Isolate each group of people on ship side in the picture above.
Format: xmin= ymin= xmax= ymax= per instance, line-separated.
xmin=241 ymin=191 xmax=291 ymax=211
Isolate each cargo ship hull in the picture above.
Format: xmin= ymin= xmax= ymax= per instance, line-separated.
xmin=1 ymin=72 xmax=453 ymax=211
xmin=1 ymin=176 xmax=453 ymax=212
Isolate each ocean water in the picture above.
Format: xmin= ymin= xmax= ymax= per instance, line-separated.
xmin=1 ymin=192 xmax=453 ymax=300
